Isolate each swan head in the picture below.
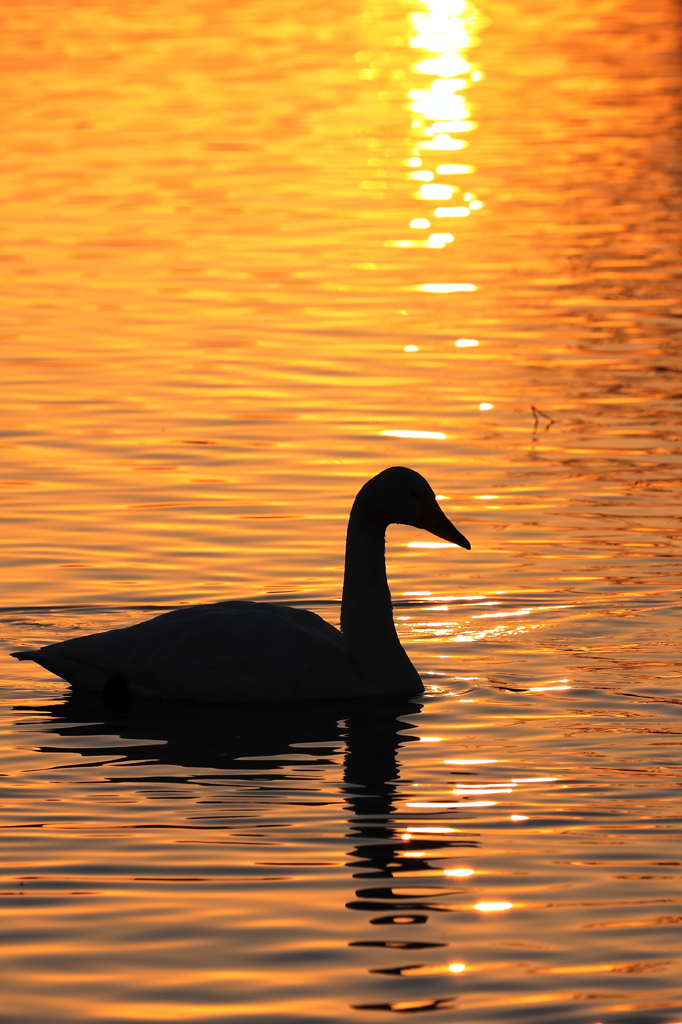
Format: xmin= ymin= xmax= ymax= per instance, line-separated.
xmin=355 ymin=466 xmax=471 ymax=549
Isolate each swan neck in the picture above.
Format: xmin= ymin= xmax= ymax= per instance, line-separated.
xmin=340 ymin=502 xmax=422 ymax=694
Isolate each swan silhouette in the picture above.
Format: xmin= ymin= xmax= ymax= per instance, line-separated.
xmin=11 ymin=467 xmax=470 ymax=701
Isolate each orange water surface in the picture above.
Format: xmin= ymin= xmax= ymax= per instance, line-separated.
xmin=1 ymin=0 xmax=681 ymax=1020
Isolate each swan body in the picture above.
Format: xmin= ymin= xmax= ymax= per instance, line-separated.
xmin=12 ymin=467 xmax=470 ymax=702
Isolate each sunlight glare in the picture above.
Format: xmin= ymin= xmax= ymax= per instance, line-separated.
xmin=418 ymin=282 xmax=476 ymax=292
xmin=417 ymin=183 xmax=455 ymax=199
xmin=434 ymin=205 xmax=470 ymax=216
xmin=437 ymin=163 xmax=475 ymax=173
xmin=427 ymin=232 xmax=455 ymax=246
xmin=414 ymin=55 xmax=470 ymax=76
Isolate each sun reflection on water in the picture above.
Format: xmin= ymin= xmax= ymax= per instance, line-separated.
xmin=2 ymin=0 xmax=682 ymax=1017
xmin=402 ymin=0 xmax=483 ymax=246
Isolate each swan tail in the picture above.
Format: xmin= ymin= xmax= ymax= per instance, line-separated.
xmin=10 ymin=649 xmax=113 ymax=693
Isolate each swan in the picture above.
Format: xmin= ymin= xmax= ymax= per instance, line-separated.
xmin=11 ymin=467 xmax=470 ymax=702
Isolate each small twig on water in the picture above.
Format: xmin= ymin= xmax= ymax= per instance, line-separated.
xmin=531 ymin=406 xmax=554 ymax=432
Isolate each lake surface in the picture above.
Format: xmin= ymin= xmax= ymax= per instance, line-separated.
xmin=1 ymin=0 xmax=681 ymax=1020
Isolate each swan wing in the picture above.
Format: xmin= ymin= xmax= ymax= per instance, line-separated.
xmin=12 ymin=602 xmax=362 ymax=701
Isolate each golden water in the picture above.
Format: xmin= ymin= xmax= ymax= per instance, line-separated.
xmin=1 ymin=0 xmax=681 ymax=1020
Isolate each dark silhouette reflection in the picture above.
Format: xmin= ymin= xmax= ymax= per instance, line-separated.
xmin=343 ymin=707 xmax=476 ymax=933
xmin=15 ymin=690 xmax=475 ymax=1013
xmin=16 ymin=689 xmax=422 ymax=775
xmin=17 ymin=688 xmax=475 ymax=883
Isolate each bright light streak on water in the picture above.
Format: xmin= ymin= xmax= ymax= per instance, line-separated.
xmin=0 ymin=0 xmax=681 ymax=1020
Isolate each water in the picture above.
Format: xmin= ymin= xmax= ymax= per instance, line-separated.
xmin=1 ymin=0 xmax=681 ymax=1020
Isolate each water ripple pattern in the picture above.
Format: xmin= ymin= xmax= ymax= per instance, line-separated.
xmin=0 ymin=0 xmax=681 ymax=1021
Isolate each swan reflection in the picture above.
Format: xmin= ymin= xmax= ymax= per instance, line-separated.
xmin=20 ymin=690 xmax=477 ymax=927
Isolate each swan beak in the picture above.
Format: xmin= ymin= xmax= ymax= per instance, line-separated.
xmin=420 ymin=498 xmax=471 ymax=550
